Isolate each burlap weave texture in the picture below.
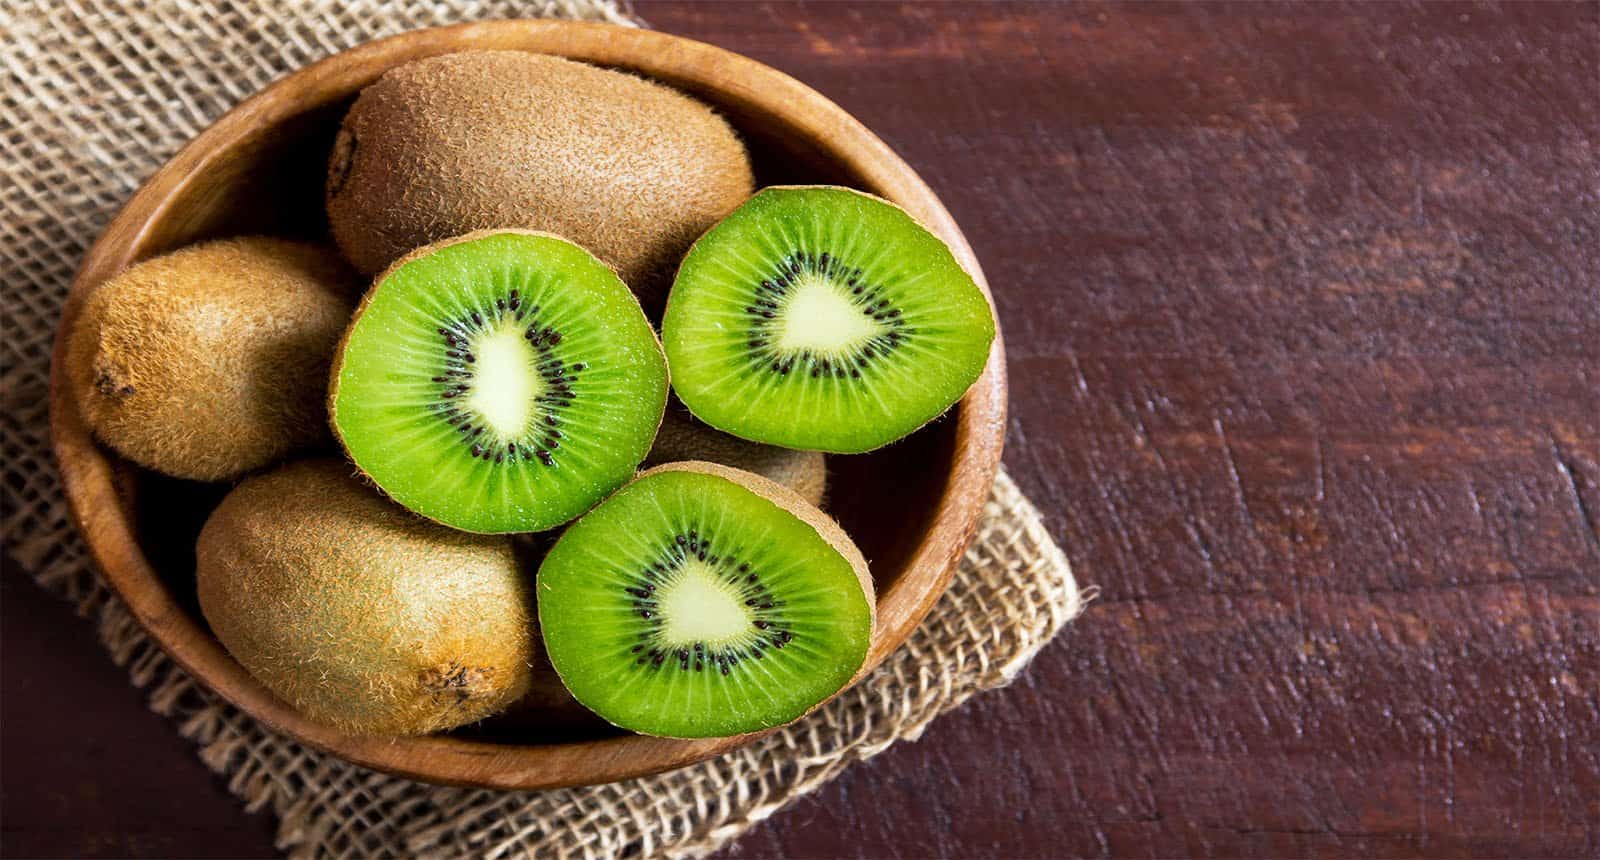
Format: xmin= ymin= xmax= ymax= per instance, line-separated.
xmin=1 ymin=2 xmax=1088 ymax=857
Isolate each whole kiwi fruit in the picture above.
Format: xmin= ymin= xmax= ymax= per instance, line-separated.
xmin=196 ymin=459 xmax=535 ymax=736
xmin=643 ymin=406 xmax=827 ymax=507
xmin=64 ymin=237 xmax=356 ymax=481
xmin=326 ymin=50 xmax=754 ymax=313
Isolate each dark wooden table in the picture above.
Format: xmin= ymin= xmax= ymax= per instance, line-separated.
xmin=4 ymin=2 xmax=1597 ymax=857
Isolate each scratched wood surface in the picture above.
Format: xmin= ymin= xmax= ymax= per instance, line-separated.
xmin=3 ymin=2 xmax=1597 ymax=857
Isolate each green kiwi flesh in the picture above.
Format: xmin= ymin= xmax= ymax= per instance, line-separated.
xmin=196 ymin=459 xmax=535 ymax=736
xmin=537 ymin=462 xmax=874 ymax=738
xmin=662 ymin=186 xmax=996 ymax=453
xmin=329 ymin=230 xmax=668 ymax=534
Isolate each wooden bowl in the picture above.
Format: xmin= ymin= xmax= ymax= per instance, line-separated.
xmin=49 ymin=20 xmax=1006 ymax=790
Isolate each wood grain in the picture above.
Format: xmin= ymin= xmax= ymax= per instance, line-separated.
xmin=5 ymin=1 xmax=1597 ymax=856
xmin=664 ymin=2 xmax=1599 ymax=857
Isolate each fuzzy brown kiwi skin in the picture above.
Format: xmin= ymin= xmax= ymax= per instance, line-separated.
xmin=563 ymin=461 xmax=875 ymax=740
xmin=326 ymin=50 xmax=754 ymax=315
xmin=195 ymin=459 xmax=535 ymax=736
xmin=65 ymin=237 xmax=357 ymax=482
xmin=326 ymin=228 xmax=670 ymax=530
xmin=663 ymin=185 xmax=998 ymax=453
xmin=643 ymin=407 xmax=827 ymax=507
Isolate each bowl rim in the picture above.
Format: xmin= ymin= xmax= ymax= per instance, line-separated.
xmin=48 ymin=19 xmax=1007 ymax=790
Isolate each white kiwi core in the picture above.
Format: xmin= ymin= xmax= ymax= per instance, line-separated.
xmin=466 ymin=320 xmax=547 ymax=439
xmin=773 ymin=275 xmax=886 ymax=354
xmin=656 ymin=558 xmax=755 ymax=647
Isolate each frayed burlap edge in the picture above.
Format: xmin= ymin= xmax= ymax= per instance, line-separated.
xmin=2 ymin=2 xmax=1090 ymax=857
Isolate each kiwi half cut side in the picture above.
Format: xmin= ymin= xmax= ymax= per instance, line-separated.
xmin=537 ymin=462 xmax=874 ymax=738
xmin=330 ymin=230 xmax=669 ymax=533
xmin=662 ymin=186 xmax=996 ymax=453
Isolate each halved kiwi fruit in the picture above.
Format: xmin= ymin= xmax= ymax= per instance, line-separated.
xmin=329 ymin=230 xmax=669 ymax=533
xmin=662 ymin=186 xmax=996 ymax=453
xmin=537 ymin=462 xmax=874 ymax=738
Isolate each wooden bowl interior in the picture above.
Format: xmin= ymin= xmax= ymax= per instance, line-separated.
xmin=120 ymin=55 xmax=961 ymax=749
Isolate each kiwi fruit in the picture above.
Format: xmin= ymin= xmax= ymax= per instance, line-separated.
xmin=537 ymin=461 xmax=874 ymax=738
xmin=195 ymin=459 xmax=534 ymax=736
xmin=64 ymin=237 xmax=356 ymax=481
xmin=329 ymin=229 xmax=669 ymax=534
xmin=326 ymin=50 xmax=754 ymax=313
xmin=475 ymin=630 xmax=612 ymax=739
xmin=644 ymin=406 xmax=827 ymax=507
xmin=662 ymin=186 xmax=997 ymax=453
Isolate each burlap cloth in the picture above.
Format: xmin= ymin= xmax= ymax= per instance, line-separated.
xmin=1 ymin=2 xmax=1088 ymax=857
